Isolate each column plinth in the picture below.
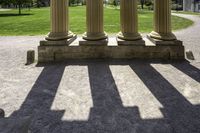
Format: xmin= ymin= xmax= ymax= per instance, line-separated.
xmin=82 ymin=0 xmax=107 ymax=41
xmin=45 ymin=0 xmax=75 ymax=41
xmin=149 ymin=0 xmax=176 ymax=41
xmin=117 ymin=0 xmax=142 ymax=41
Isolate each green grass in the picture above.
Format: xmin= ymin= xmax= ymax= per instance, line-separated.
xmin=0 ymin=6 xmax=194 ymax=36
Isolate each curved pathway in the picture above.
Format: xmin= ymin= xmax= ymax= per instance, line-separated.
xmin=173 ymin=13 xmax=200 ymax=62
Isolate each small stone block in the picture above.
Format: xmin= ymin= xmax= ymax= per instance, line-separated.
xmin=79 ymin=38 xmax=108 ymax=46
xmin=0 ymin=108 xmax=5 ymax=118
xmin=40 ymin=35 xmax=77 ymax=46
xmin=26 ymin=50 xmax=35 ymax=65
xmin=147 ymin=35 xmax=183 ymax=46
xmin=186 ymin=50 xmax=195 ymax=60
xmin=117 ymin=38 xmax=145 ymax=46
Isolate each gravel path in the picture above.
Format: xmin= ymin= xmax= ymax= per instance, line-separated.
xmin=0 ymin=9 xmax=11 ymax=11
xmin=173 ymin=13 xmax=200 ymax=62
xmin=0 ymin=14 xmax=200 ymax=133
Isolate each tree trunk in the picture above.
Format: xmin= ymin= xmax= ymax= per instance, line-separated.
xmin=18 ymin=4 xmax=21 ymax=15
xmin=141 ymin=0 xmax=145 ymax=9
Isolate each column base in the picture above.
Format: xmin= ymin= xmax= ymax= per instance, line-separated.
xmin=147 ymin=35 xmax=182 ymax=46
xmin=117 ymin=37 xmax=145 ymax=46
xmin=149 ymin=31 xmax=177 ymax=41
xmin=45 ymin=31 xmax=75 ymax=41
xmin=117 ymin=32 xmax=142 ymax=41
xmin=40 ymin=34 xmax=77 ymax=46
xmin=82 ymin=32 xmax=108 ymax=41
xmin=79 ymin=38 xmax=108 ymax=46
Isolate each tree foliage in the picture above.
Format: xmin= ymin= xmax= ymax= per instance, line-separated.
xmin=0 ymin=0 xmax=32 ymax=14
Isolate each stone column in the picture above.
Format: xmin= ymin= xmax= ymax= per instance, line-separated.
xmin=46 ymin=0 xmax=74 ymax=41
xmin=117 ymin=0 xmax=142 ymax=41
xmin=83 ymin=0 xmax=107 ymax=41
xmin=149 ymin=0 xmax=176 ymax=40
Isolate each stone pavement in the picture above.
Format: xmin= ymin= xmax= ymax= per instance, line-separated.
xmin=0 ymin=14 xmax=200 ymax=133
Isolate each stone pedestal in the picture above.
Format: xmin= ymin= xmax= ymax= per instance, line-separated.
xmin=26 ymin=50 xmax=35 ymax=65
xmin=81 ymin=0 xmax=107 ymax=42
xmin=79 ymin=39 xmax=108 ymax=46
xmin=117 ymin=38 xmax=145 ymax=46
xmin=147 ymin=35 xmax=182 ymax=46
xmin=45 ymin=0 xmax=75 ymax=42
xmin=40 ymin=36 xmax=77 ymax=46
xmin=149 ymin=0 xmax=176 ymax=41
xmin=117 ymin=0 xmax=142 ymax=42
xmin=38 ymin=37 xmax=185 ymax=63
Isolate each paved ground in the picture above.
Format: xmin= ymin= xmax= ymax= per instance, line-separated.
xmin=0 ymin=9 xmax=11 ymax=11
xmin=173 ymin=13 xmax=200 ymax=62
xmin=0 ymin=14 xmax=200 ymax=133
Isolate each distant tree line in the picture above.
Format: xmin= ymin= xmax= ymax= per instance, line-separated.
xmin=69 ymin=0 xmax=85 ymax=6
xmin=0 ymin=0 xmax=33 ymax=14
xmin=0 ymin=0 xmax=184 ymax=15
xmin=106 ymin=0 xmax=154 ymax=9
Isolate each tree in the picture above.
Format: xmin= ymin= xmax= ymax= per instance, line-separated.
xmin=16 ymin=0 xmax=23 ymax=14
xmin=0 ymin=0 xmax=12 ymax=7
xmin=140 ymin=0 xmax=145 ymax=9
xmin=0 ymin=0 xmax=32 ymax=14
xmin=113 ymin=0 xmax=117 ymax=6
xmin=14 ymin=0 xmax=32 ymax=15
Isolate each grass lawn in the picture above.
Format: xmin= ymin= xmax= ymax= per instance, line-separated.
xmin=0 ymin=6 xmax=194 ymax=36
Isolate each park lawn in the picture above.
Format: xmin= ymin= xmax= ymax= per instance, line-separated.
xmin=0 ymin=6 xmax=194 ymax=36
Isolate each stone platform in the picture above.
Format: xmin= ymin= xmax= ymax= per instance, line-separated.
xmin=38 ymin=37 xmax=185 ymax=63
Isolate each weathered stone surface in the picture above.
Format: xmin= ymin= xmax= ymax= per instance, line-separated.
xmin=79 ymin=38 xmax=108 ymax=46
xmin=26 ymin=50 xmax=35 ymax=65
xmin=186 ymin=50 xmax=195 ymax=60
xmin=40 ymin=35 xmax=77 ymax=46
xmin=38 ymin=37 xmax=185 ymax=63
xmin=147 ymin=35 xmax=183 ymax=46
xmin=117 ymin=38 xmax=145 ymax=46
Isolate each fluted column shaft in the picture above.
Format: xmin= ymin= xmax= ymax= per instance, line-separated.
xmin=83 ymin=0 xmax=107 ymax=41
xmin=150 ymin=0 xmax=176 ymax=40
xmin=46 ymin=0 xmax=73 ymax=41
xmin=117 ymin=0 xmax=142 ymax=40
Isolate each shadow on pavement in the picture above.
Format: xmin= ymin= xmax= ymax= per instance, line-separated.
xmin=2 ymin=60 xmax=200 ymax=133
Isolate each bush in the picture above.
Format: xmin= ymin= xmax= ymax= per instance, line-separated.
xmin=172 ymin=4 xmax=183 ymax=11
xmin=145 ymin=0 xmax=153 ymax=10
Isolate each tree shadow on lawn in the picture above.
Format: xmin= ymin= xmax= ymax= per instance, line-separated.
xmin=4 ymin=60 xmax=200 ymax=133
xmin=0 ymin=13 xmax=33 ymax=17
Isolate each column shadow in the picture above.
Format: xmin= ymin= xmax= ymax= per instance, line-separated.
xmin=10 ymin=65 xmax=66 ymax=132
xmin=172 ymin=61 xmax=200 ymax=83
xmin=2 ymin=60 xmax=200 ymax=133
xmin=130 ymin=63 xmax=200 ymax=133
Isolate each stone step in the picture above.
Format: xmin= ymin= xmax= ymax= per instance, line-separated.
xmin=38 ymin=37 xmax=185 ymax=63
